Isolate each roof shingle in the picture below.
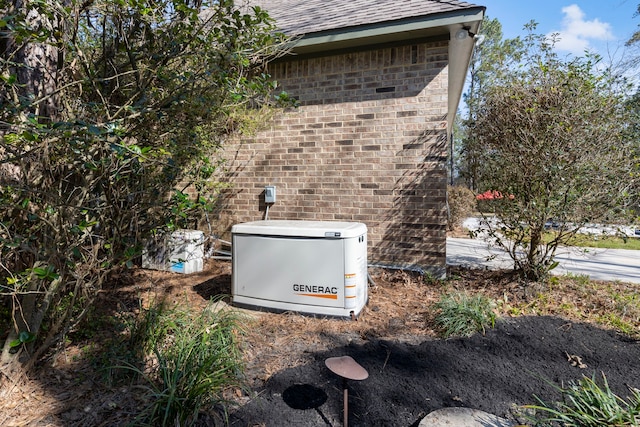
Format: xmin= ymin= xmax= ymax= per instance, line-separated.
xmin=249 ymin=0 xmax=483 ymax=36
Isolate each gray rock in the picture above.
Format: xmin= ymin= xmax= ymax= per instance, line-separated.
xmin=419 ymin=407 xmax=516 ymax=427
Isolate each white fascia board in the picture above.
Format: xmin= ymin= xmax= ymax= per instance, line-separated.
xmin=448 ymin=17 xmax=484 ymax=135
xmin=289 ymin=8 xmax=485 ymax=54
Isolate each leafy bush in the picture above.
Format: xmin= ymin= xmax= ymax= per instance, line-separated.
xmin=525 ymin=374 xmax=640 ymax=427
xmin=468 ymin=24 xmax=635 ymax=282
xmin=115 ymin=300 xmax=244 ymax=427
xmin=0 ymin=0 xmax=289 ymax=372
xmin=433 ymin=292 xmax=496 ymax=338
xmin=447 ymin=185 xmax=477 ymax=231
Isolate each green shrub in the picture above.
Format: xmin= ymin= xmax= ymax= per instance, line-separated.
xmin=525 ymin=374 xmax=640 ymax=426
xmin=433 ymin=292 xmax=496 ymax=338
xmin=447 ymin=185 xmax=477 ymax=231
xmin=115 ymin=300 xmax=244 ymax=426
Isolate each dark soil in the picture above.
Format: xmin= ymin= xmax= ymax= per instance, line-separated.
xmin=228 ymin=316 xmax=640 ymax=426
xmin=2 ymin=260 xmax=639 ymax=426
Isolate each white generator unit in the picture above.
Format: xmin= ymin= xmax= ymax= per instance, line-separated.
xmin=231 ymin=220 xmax=368 ymax=318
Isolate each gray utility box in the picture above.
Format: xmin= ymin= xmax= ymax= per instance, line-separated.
xmin=231 ymin=220 xmax=368 ymax=318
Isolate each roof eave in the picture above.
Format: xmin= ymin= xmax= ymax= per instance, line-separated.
xmin=287 ymin=8 xmax=485 ymax=55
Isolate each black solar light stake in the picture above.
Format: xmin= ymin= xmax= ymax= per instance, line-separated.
xmin=325 ymin=356 xmax=369 ymax=427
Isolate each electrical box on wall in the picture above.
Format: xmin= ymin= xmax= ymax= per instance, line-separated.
xmin=264 ymin=185 xmax=276 ymax=204
xmin=231 ymin=220 xmax=368 ymax=318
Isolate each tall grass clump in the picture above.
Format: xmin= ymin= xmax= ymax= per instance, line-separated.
xmin=120 ymin=299 xmax=244 ymax=426
xmin=525 ymin=374 xmax=640 ymax=426
xmin=433 ymin=292 xmax=496 ymax=338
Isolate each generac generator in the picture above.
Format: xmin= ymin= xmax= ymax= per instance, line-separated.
xmin=231 ymin=220 xmax=368 ymax=318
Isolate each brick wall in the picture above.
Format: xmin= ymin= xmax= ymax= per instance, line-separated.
xmin=219 ymin=41 xmax=449 ymax=276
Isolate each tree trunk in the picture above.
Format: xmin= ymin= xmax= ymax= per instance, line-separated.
xmin=0 ymin=0 xmax=63 ymax=378
xmin=4 ymin=0 xmax=61 ymax=122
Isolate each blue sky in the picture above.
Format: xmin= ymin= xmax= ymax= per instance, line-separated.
xmin=478 ymin=1 xmax=639 ymax=64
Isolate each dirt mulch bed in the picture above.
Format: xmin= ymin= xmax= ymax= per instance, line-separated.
xmin=1 ymin=260 xmax=639 ymax=426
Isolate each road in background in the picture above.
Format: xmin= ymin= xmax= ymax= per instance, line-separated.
xmin=446 ymin=237 xmax=640 ymax=284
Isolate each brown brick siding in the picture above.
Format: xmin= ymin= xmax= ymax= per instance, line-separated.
xmin=219 ymin=41 xmax=449 ymax=276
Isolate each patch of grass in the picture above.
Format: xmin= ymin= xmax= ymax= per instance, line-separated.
xmin=111 ymin=299 xmax=244 ymax=427
xmin=563 ymin=272 xmax=592 ymax=287
xmin=524 ymin=374 xmax=640 ymax=427
xmin=433 ymin=292 xmax=497 ymax=338
xmin=492 ymin=274 xmax=640 ymax=338
xmin=423 ymin=270 xmax=446 ymax=285
xmin=551 ymin=233 xmax=640 ymax=250
xmin=610 ymin=289 xmax=640 ymax=315
xmin=597 ymin=313 xmax=636 ymax=336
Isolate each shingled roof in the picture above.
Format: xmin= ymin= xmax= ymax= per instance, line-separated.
xmin=250 ymin=0 xmax=483 ymax=37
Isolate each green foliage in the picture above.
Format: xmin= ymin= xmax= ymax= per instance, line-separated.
xmin=468 ymin=22 xmax=636 ymax=281
xmin=433 ymin=292 xmax=497 ymax=338
xmin=623 ymin=91 xmax=640 ymax=222
xmin=121 ymin=301 xmax=244 ymax=427
xmin=457 ymin=17 xmax=524 ymax=190
xmin=96 ymin=299 xmax=245 ymax=425
xmin=447 ymin=185 xmax=477 ymax=231
xmin=548 ymin=233 xmax=640 ymax=251
xmin=525 ymin=374 xmax=640 ymax=427
xmin=9 ymin=330 xmax=36 ymax=348
xmin=597 ymin=313 xmax=636 ymax=336
xmin=0 ymin=0 xmax=291 ymax=370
